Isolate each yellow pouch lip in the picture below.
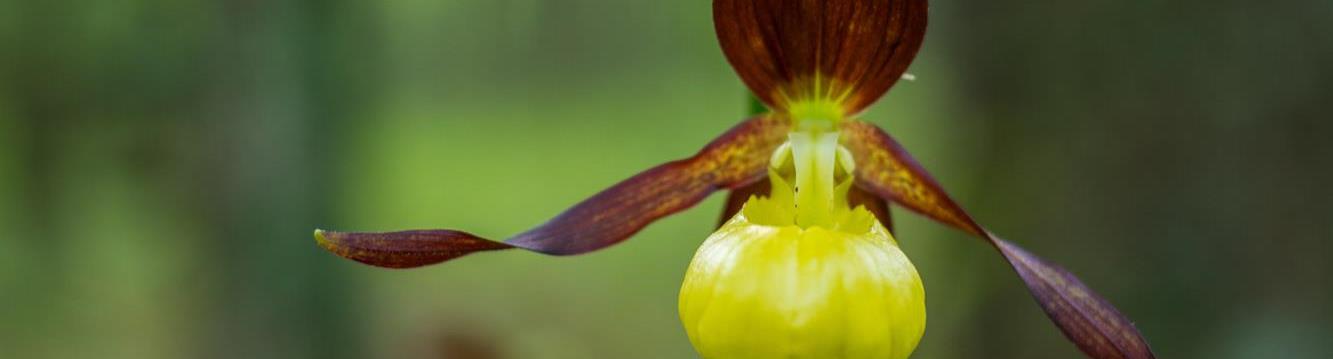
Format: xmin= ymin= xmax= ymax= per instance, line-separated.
xmin=681 ymin=194 xmax=924 ymax=359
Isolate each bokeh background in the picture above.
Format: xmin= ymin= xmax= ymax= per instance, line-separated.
xmin=2 ymin=0 xmax=1331 ymax=358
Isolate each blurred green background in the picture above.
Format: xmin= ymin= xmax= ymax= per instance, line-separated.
xmin=2 ymin=0 xmax=1331 ymax=358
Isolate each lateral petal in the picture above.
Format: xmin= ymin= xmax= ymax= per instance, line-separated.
xmin=317 ymin=116 xmax=791 ymax=267
xmin=840 ymin=120 xmax=1156 ymax=359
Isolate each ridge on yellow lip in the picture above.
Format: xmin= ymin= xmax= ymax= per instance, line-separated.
xmin=740 ymin=168 xmax=875 ymax=235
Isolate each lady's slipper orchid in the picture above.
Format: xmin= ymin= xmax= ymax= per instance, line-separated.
xmin=316 ymin=0 xmax=1155 ymax=358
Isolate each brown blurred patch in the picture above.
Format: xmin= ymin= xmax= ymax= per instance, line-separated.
xmin=434 ymin=331 xmax=501 ymax=359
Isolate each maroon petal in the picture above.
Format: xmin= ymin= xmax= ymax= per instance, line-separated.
xmin=840 ymin=120 xmax=980 ymax=235
xmin=714 ymin=0 xmax=928 ymax=114
xmin=315 ymin=230 xmax=510 ymax=269
xmin=995 ymin=238 xmax=1156 ymax=359
xmin=317 ymin=116 xmax=791 ymax=268
xmin=841 ymin=120 xmax=1156 ymax=359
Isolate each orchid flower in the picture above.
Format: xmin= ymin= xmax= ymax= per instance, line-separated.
xmin=315 ymin=0 xmax=1155 ymax=358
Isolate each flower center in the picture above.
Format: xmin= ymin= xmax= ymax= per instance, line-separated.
xmin=745 ymin=120 xmax=871 ymax=231
xmin=789 ymin=131 xmax=840 ymax=227
xmin=788 ymin=99 xmax=844 ymax=132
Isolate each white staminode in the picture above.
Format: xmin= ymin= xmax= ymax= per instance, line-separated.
xmin=789 ymin=131 xmax=841 ymax=227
